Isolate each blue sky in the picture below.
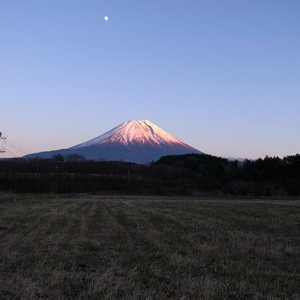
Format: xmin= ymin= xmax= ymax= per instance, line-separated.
xmin=1 ymin=0 xmax=300 ymax=159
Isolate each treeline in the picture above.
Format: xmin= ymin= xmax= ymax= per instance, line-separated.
xmin=153 ymin=154 xmax=300 ymax=197
xmin=0 ymin=153 xmax=299 ymax=197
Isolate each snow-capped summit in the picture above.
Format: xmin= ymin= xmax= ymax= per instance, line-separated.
xmin=72 ymin=120 xmax=191 ymax=148
xmin=25 ymin=120 xmax=204 ymax=163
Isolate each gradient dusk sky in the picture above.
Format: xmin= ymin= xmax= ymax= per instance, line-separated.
xmin=1 ymin=0 xmax=300 ymax=159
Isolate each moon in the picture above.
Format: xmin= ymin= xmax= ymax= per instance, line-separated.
xmin=104 ymin=16 xmax=108 ymax=21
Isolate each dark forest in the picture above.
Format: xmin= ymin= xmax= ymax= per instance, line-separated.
xmin=0 ymin=153 xmax=299 ymax=197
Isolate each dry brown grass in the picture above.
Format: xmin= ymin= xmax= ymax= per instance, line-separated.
xmin=0 ymin=196 xmax=300 ymax=299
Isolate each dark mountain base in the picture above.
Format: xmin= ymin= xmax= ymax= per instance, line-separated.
xmin=24 ymin=142 xmax=202 ymax=164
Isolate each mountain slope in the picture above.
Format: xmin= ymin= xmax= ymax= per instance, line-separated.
xmin=25 ymin=120 xmax=204 ymax=163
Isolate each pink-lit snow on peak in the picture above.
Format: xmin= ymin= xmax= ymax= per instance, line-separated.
xmin=71 ymin=120 xmax=188 ymax=148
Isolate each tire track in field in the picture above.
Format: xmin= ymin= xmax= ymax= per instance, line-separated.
xmin=78 ymin=201 xmax=97 ymax=238
xmin=84 ymin=197 xmax=140 ymax=299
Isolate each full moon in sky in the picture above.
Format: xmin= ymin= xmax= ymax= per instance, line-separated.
xmin=104 ymin=16 xmax=108 ymax=21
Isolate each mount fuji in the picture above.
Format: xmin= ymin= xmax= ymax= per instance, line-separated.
xmin=25 ymin=120 xmax=204 ymax=164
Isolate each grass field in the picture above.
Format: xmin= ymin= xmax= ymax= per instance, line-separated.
xmin=1 ymin=195 xmax=300 ymax=299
